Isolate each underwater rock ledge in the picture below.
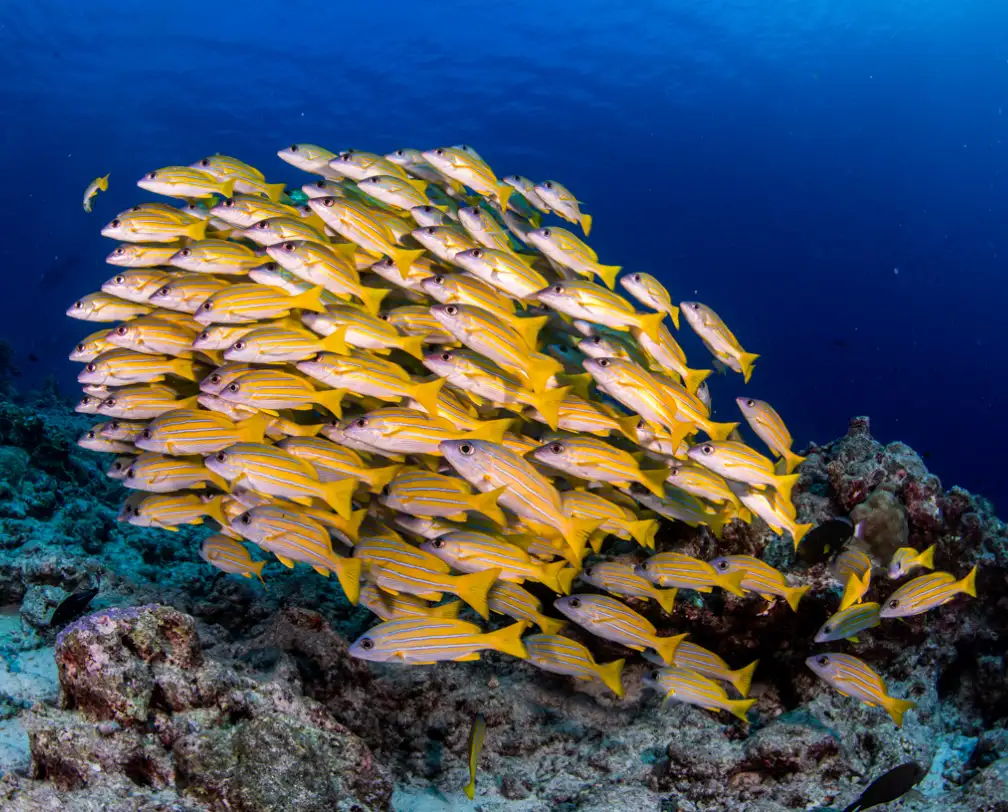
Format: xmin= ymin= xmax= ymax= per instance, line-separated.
xmin=0 ymin=392 xmax=1004 ymax=811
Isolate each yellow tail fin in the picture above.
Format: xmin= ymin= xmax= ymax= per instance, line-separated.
xmin=482 ymin=618 xmax=528 ymax=659
xmin=463 ymin=418 xmax=511 ymax=445
xmin=337 ymin=508 xmax=367 ymax=543
xmin=312 ymin=388 xmax=345 ymax=418
xmin=176 ymin=394 xmax=202 ymax=411
xmin=885 ymin=696 xmax=916 ymax=727
xmin=168 ymin=358 xmax=199 ymax=381
xmin=739 ymin=352 xmax=760 ymax=384
xmin=319 ymin=327 xmax=349 ymax=355
xmin=251 ymin=558 xmax=266 ymax=586
xmin=958 ymin=565 xmax=978 ymax=598
xmin=563 ymin=517 xmax=601 ymax=565
xmin=653 ymin=587 xmax=678 ymax=614
xmin=320 ymin=477 xmax=355 ymax=520
xmin=409 ymin=377 xmax=445 ymax=418
xmin=529 ymin=385 xmax=570 ymax=431
xmin=729 ymin=659 xmax=759 ymax=698
xmin=614 ymin=414 xmax=641 ymax=443
xmin=580 ymin=213 xmax=593 ymax=238
xmin=705 ymin=420 xmax=739 ymax=442
xmin=785 ymin=584 xmax=810 ymax=612
xmin=202 ymin=495 xmax=227 ymax=526
xmin=596 ymin=657 xmax=625 ymax=698
xmin=717 ymin=569 xmax=747 ymax=597
xmin=651 ymin=632 xmax=688 ymax=666
xmin=536 ymin=613 xmax=567 ymax=636
xmin=357 ymin=285 xmax=389 ymax=316
xmin=636 ymin=311 xmax=666 ymax=343
xmin=290 ymin=284 xmax=327 ymax=314
xmin=782 ymin=448 xmax=806 ymax=474
xmin=389 ymin=247 xmax=425 ymax=279
xmin=917 ymin=544 xmax=936 ymax=571
xmin=554 ymin=372 xmax=593 ymax=400
xmin=594 ymin=263 xmax=621 ymax=290
xmin=99 ymin=174 xmax=110 ymax=191
xmin=511 ymin=314 xmax=549 ymax=351
xmin=205 ymin=470 xmax=230 ymax=491
xmin=726 ymin=697 xmax=756 ymax=723
xmin=683 ymin=367 xmax=712 ymax=394
xmin=218 ymin=178 xmax=236 ymax=199
xmin=469 ymin=486 xmax=506 ymax=526
xmin=186 ymin=220 xmax=209 ymax=241
xmin=494 ymin=183 xmax=513 ymax=214
xmin=366 ymin=463 xmax=402 ymax=493
xmin=665 ymin=303 xmax=681 ymax=330
xmin=397 ymin=335 xmax=426 ymax=360
xmin=540 ymin=559 xmax=576 ymax=595
xmin=454 ymin=567 xmax=501 ymax=620
xmin=624 ymin=518 xmax=658 ymax=550
xmin=773 ymin=472 xmax=800 ymax=502
xmin=430 ymin=600 xmax=461 ymax=618
xmin=791 ymin=522 xmax=814 ymax=549
xmin=333 ymin=556 xmax=362 ymax=605
xmin=264 ymin=182 xmax=286 ymax=203
xmin=236 ymin=413 xmax=267 ymax=444
xmin=523 ymin=355 xmax=563 ymax=395
xmin=839 ymin=571 xmax=867 ymax=612
xmin=638 ymin=466 xmax=671 ymax=498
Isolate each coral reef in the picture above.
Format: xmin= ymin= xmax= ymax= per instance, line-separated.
xmin=0 ymin=391 xmax=1005 ymax=810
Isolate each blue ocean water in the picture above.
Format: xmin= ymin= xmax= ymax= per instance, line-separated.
xmin=1 ymin=0 xmax=1005 ymax=503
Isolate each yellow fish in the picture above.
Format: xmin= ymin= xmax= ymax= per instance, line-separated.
xmin=736 ymin=397 xmax=806 ymax=474
xmin=83 ymin=173 xmax=110 ymax=213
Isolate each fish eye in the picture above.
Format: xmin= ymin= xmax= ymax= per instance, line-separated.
xmin=889 ymin=599 xmax=900 ymax=609
xmin=396 ymin=149 xmax=405 ymax=156
xmin=223 ymin=199 xmax=234 ymax=207
xmin=542 ymin=228 xmax=551 ymax=237
xmin=86 ymin=362 xmax=96 ymax=372
xmin=200 ymin=158 xmax=210 ymax=167
xmin=105 ymin=398 xmax=116 ymax=407
xmin=632 ymin=274 xmax=641 ymax=282
xmin=210 ymin=374 xmax=221 ymax=384
xmin=440 ymin=352 xmax=452 ymax=361
xmin=701 ymin=444 xmax=714 ymax=454
xmin=241 ymin=513 xmax=251 ymax=525
xmin=549 ymin=443 xmax=563 ymax=454
xmin=591 ymin=336 xmax=602 ymax=345
xmin=598 ymin=359 xmax=610 ymax=367
xmin=125 ymin=467 xmax=135 ymax=478
xmin=283 ymin=242 xmax=296 ymax=252
xmin=471 ymin=248 xmax=483 ymax=258
xmin=86 ymin=431 xmax=95 ymax=439
xmin=215 ymin=452 xmax=227 ymax=462
xmin=157 ymin=287 xmax=171 ymax=297
xmin=75 ymin=343 xmax=86 ymax=352
xmin=256 ymin=221 xmax=270 ymax=229
xmin=180 ymin=248 xmax=191 ymax=257
xmin=816 ymin=655 xmax=829 ymax=666
xmin=552 ymin=284 xmax=564 ymax=294
xmin=637 ymin=419 xmax=645 ymax=429
xmin=746 ymin=399 xmax=755 ymax=407
xmin=110 ymin=219 xmax=121 ymax=228
xmin=359 ymin=637 xmax=375 ymax=650
xmin=200 ymin=302 xmax=213 ymax=310
xmin=380 ymin=485 xmax=390 ymax=498
xmin=141 ymin=429 xmax=152 ymax=439
xmin=543 ymin=182 xmax=553 ymax=189
xmin=459 ymin=443 xmax=474 ymax=455
xmin=432 ymin=539 xmax=444 ymax=549
xmin=433 ymin=275 xmax=444 ymax=284
xmin=354 ymin=417 xmax=367 ymax=428
xmin=227 ymin=383 xmax=239 ymax=392
xmin=114 ymin=275 xmax=125 ymax=284
xmin=314 ymin=180 xmax=326 ymax=188
xmin=823 ymin=624 xmax=832 ymax=633
xmin=112 ymin=461 xmax=123 ymax=471
xmin=568 ymin=597 xmax=581 ymax=608
xmin=73 ymin=301 xmax=83 ymax=309
xmin=289 ymin=144 xmax=299 ymax=152
xmin=717 ymin=560 xmax=729 ymax=570
xmin=435 ymin=149 xmax=445 ymax=156
xmin=650 ymin=670 xmax=661 ymax=681
xmin=424 ymin=227 xmax=436 ymax=235
xmin=445 ymin=305 xmax=458 ymax=316
xmin=583 ymin=566 xmax=593 ymax=577
xmin=323 ymin=198 xmax=335 ymax=208
xmin=197 ymin=331 xmax=210 ymax=341
xmin=115 ymin=247 xmax=125 ymax=255
xmin=233 ymin=341 xmax=245 ymax=350
xmin=147 ymin=171 xmax=157 ymax=179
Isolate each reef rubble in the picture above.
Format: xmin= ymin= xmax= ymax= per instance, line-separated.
xmin=0 ymin=390 xmax=1004 ymax=811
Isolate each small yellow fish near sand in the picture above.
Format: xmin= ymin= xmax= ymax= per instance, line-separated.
xmin=83 ymin=174 xmax=110 ymax=213
xmin=464 ymin=713 xmax=486 ymax=800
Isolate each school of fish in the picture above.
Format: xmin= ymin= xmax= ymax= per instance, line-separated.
xmin=69 ymin=144 xmax=977 ymax=735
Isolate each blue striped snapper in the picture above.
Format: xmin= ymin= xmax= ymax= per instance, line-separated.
xmin=888 ymin=545 xmax=936 ymax=580
xmin=70 ymin=329 xmax=119 ymax=362
xmin=67 ymin=293 xmax=153 ymax=323
xmin=106 ymin=314 xmax=200 ymax=357
xmin=276 ymin=436 xmax=401 ymax=492
xmin=215 ymin=367 xmax=345 ymax=416
xmin=380 ymin=467 xmax=506 ymax=526
xmin=815 ymin=602 xmax=882 ymax=643
xmin=169 ymin=239 xmax=263 ymax=275
xmin=645 ymin=641 xmax=759 ymax=697
xmin=687 ymin=440 xmax=799 ymax=502
xmin=106 ymin=242 xmax=182 ymax=268
xmin=709 ymin=555 xmax=810 ymax=612
xmin=644 ymin=667 xmax=755 ymax=723
xmin=339 ymin=407 xmax=510 ymax=457
xmin=421 ymin=146 xmax=512 ymax=212
xmin=633 ymin=322 xmax=711 ymax=395
xmin=301 ymin=304 xmax=426 ymax=359
xmin=533 ymin=180 xmax=590 ymax=235
xmin=524 ymin=634 xmax=624 ymax=697
xmin=880 ymin=567 xmax=977 ymax=618
xmin=200 ymin=534 xmax=265 ymax=583
xmin=488 ymin=581 xmax=567 ymax=635
xmin=806 ymin=653 xmax=916 ymax=726
xmin=736 ymin=397 xmax=806 ymax=474
xmin=78 ymin=349 xmax=201 ymax=387
xmin=194 ymin=283 xmax=326 ymax=325
xmin=137 ymin=165 xmax=235 ymax=200
xmin=619 ymin=273 xmax=680 ymax=329
xmin=453 ymin=246 xmax=550 ymax=302
xmin=362 ymin=564 xmax=500 ymax=620
xmin=560 ymin=489 xmax=658 ymax=550
xmin=122 ymin=452 xmax=228 ymax=493
xmin=535 ymin=279 xmax=665 ymax=341
xmin=681 ymin=301 xmax=759 ymax=383
xmin=348 ymin=616 xmax=528 ymax=664
xmin=77 ymin=426 xmax=134 ymax=454
xmin=358 ymin=582 xmax=460 ymax=621
xmin=122 ymin=492 xmax=226 ymax=531
xmin=635 ymin=552 xmax=745 ymax=596
xmin=101 ymin=268 xmax=175 ymax=304
xmin=457 ymin=205 xmax=514 ymax=253
xmin=529 ymin=435 xmax=670 ymax=497
xmin=580 ymin=560 xmax=677 ymax=613
xmin=526 ymin=227 xmax=618 ymax=289
xmin=135 ymin=409 xmax=266 ymax=456
xmin=222 ymin=324 xmax=348 ymax=363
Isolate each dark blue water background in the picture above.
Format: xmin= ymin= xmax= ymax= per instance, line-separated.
xmin=2 ymin=1 xmax=1005 ymax=504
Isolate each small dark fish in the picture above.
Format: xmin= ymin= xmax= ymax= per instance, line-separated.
xmin=49 ymin=587 xmax=99 ymax=628
xmin=797 ymin=517 xmax=854 ymax=566
xmin=464 ymin=713 xmax=486 ymax=800
xmin=842 ymin=761 xmax=926 ymax=812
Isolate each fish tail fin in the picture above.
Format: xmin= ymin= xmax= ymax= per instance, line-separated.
xmin=468 ymin=486 xmax=506 ymax=526
xmin=332 ymin=556 xmax=362 ymax=605
xmin=494 ymin=183 xmax=513 ymax=212
xmin=252 ymin=558 xmax=266 ymax=586
xmin=785 ymin=584 xmax=810 ymax=612
xmin=885 ymin=696 xmax=916 ymax=727
xmin=639 ymin=466 xmax=671 ymax=498
xmin=290 ymin=284 xmax=327 ymax=314
xmin=206 ymin=470 xmax=230 ymax=492
xmin=637 ymin=310 xmax=666 ymax=343
xmin=782 ymin=447 xmax=807 ymax=474
xmin=464 ymin=781 xmax=475 ymax=801
xmin=454 ymin=567 xmax=501 ymax=620
xmin=320 ymin=477 xmax=355 ymax=520
xmin=580 ymin=212 xmax=593 ymax=237
xmin=773 ymin=472 xmax=800 ymax=502
xmin=625 ymin=517 xmax=659 ymax=550
xmin=717 ymin=569 xmax=747 ymax=597
xmin=175 ymin=395 xmax=202 ymax=410
xmin=654 ymin=587 xmax=678 ymax=614
xmin=666 ymin=303 xmax=681 ymax=330
xmin=186 ymin=219 xmax=209 ymax=240
xmin=430 ymin=600 xmax=461 ymax=618
xmin=409 ymin=377 xmax=445 ymax=418
xmin=482 ymin=618 xmax=528 ymax=659
xmin=366 ymin=463 xmax=403 ymax=494
xmin=958 ymin=565 xmax=978 ymax=598
xmin=524 ymin=355 xmax=563 ymax=394
xmin=596 ymin=658 xmax=625 ymax=698
xmin=357 ymin=285 xmax=389 ymax=316
xmin=236 ymin=413 xmax=267 ymax=444
xmin=705 ymin=420 xmax=739 ymax=442
xmin=536 ymin=614 xmax=567 ymax=636
xmin=203 ymin=495 xmax=227 ymax=526
xmin=319 ymin=327 xmax=349 ymax=355
xmin=614 ymin=414 xmax=641 ymax=443
xmin=739 ymin=352 xmax=760 ymax=383
xmin=341 ymin=508 xmax=367 ymax=543
xmin=169 ymin=358 xmax=200 ymax=381
xmin=839 ymin=572 xmax=865 ymax=612
xmin=918 ymin=544 xmax=936 ymax=571
xmin=587 ymin=530 xmax=606 ymax=554
xmin=219 ymin=178 xmax=236 ymax=199
xmin=389 ymin=247 xmax=425 ymax=279
xmin=564 ymin=517 xmax=600 ymax=565
xmin=511 ymin=314 xmax=549 ymax=351
xmin=726 ymin=697 xmax=757 ymax=723
xmin=99 ymin=174 xmax=110 ymax=190
xmin=540 ymin=559 xmax=574 ymax=594
xmin=264 ymin=182 xmax=286 ymax=203
xmin=312 ymin=388 xmax=345 ymax=418
xmin=683 ymin=367 xmax=712 ymax=394
xmin=396 ymin=335 xmax=426 ymax=360
xmin=791 ymin=522 xmax=814 ymax=549
xmin=730 ymin=659 xmax=759 ymax=698
xmin=652 ymin=632 xmax=688 ymax=666
xmin=462 ymin=418 xmax=511 ymax=445
xmin=595 ymin=264 xmax=622 ymax=290
xmin=528 ymin=385 xmax=570 ymax=431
